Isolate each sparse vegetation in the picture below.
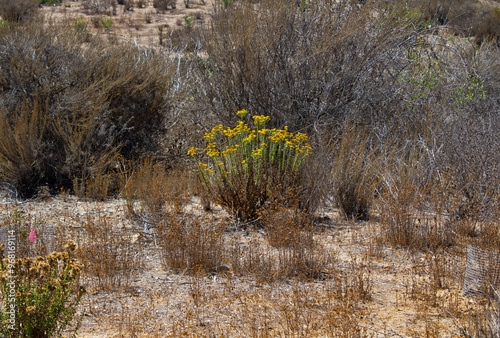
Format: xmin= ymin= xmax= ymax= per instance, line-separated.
xmin=0 ymin=0 xmax=499 ymax=336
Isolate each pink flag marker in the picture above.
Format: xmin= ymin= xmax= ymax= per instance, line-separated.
xmin=29 ymin=229 xmax=36 ymax=243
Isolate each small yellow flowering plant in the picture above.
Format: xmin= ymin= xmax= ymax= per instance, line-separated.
xmin=188 ymin=110 xmax=312 ymax=220
xmin=0 ymin=241 xmax=85 ymax=337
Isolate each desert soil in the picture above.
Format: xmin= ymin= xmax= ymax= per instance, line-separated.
xmin=0 ymin=191 xmax=475 ymax=337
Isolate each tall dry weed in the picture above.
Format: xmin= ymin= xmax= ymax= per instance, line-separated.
xmin=157 ymin=212 xmax=226 ymax=274
xmin=330 ymin=124 xmax=392 ymax=221
xmin=377 ymin=140 xmax=455 ymax=250
xmin=123 ymin=158 xmax=191 ymax=227
xmin=71 ymin=209 xmax=143 ymax=290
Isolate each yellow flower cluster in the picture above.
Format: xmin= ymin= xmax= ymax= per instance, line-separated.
xmin=252 ymin=115 xmax=271 ymax=128
xmin=204 ymin=124 xmax=224 ymax=141
xmin=207 ymin=149 xmax=220 ymax=158
xmin=242 ymin=132 xmax=256 ymax=143
xmin=257 ymin=128 xmax=274 ymax=136
xmin=294 ymin=132 xmax=308 ymax=143
xmin=236 ymin=109 xmax=248 ymax=118
xmin=252 ymin=148 xmax=263 ymax=157
xmin=190 ymin=111 xmax=312 ymax=179
xmin=224 ymin=122 xmax=253 ymax=138
xmin=222 ymin=146 xmax=238 ymax=156
xmin=268 ymin=126 xmax=292 ymax=142
xmin=285 ymin=139 xmax=312 ymax=154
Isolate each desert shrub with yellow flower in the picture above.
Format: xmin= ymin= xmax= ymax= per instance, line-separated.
xmin=0 ymin=241 xmax=85 ymax=337
xmin=188 ymin=110 xmax=312 ymax=220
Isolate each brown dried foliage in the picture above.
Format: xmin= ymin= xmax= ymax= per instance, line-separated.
xmin=0 ymin=22 xmax=194 ymax=197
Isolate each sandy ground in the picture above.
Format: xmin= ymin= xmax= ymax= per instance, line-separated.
xmin=41 ymin=0 xmax=214 ymax=48
xmin=0 ymin=191 xmax=478 ymax=337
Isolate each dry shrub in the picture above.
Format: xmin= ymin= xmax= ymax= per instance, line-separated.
xmin=473 ymin=7 xmax=500 ymax=45
xmin=377 ymin=142 xmax=455 ymax=251
xmin=72 ymin=210 xmax=143 ymax=290
xmin=124 ymin=158 xmax=191 ymax=224
xmin=405 ymin=252 xmax=455 ymax=310
xmin=0 ymin=0 xmax=39 ymax=23
xmin=460 ymin=290 xmax=500 ymax=337
xmin=437 ymin=110 xmax=500 ymax=224
xmin=73 ymin=173 xmax=113 ymax=202
xmin=232 ymin=208 xmax=331 ymax=283
xmin=423 ymin=0 xmax=475 ymax=26
xmin=259 ymin=205 xmax=327 ymax=281
xmin=0 ymin=102 xmax=50 ymax=196
xmin=0 ymin=22 xmax=193 ymax=197
xmin=423 ymin=0 xmax=500 ymax=45
xmin=153 ymin=0 xmax=176 ymax=12
xmin=330 ymin=124 xmax=391 ymax=221
xmin=166 ymin=25 xmax=203 ymax=51
xmin=81 ymin=0 xmax=114 ymax=15
xmin=275 ymin=244 xmax=329 ymax=282
xmin=157 ymin=212 xmax=226 ymax=274
xmin=261 ymin=203 xmax=314 ymax=249
xmin=198 ymin=0 xmax=425 ymax=132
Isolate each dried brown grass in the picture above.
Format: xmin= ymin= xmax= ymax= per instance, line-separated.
xmin=71 ymin=208 xmax=144 ymax=291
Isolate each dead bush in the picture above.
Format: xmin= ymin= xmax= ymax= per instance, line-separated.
xmin=124 ymin=158 xmax=191 ymax=225
xmin=330 ymin=124 xmax=391 ymax=221
xmin=473 ymin=7 xmax=500 ymax=45
xmin=72 ymin=210 xmax=144 ymax=290
xmin=81 ymin=0 xmax=114 ymax=15
xmin=0 ymin=0 xmax=39 ymax=23
xmin=0 ymin=22 xmax=194 ymax=197
xmin=153 ymin=0 xmax=176 ymax=12
xmin=437 ymin=109 xmax=500 ymax=222
xmin=166 ymin=25 xmax=203 ymax=51
xmin=423 ymin=0 xmax=500 ymax=45
xmin=231 ymin=204 xmax=331 ymax=283
xmin=261 ymin=203 xmax=315 ymax=249
xmin=377 ymin=141 xmax=456 ymax=251
xmin=158 ymin=212 xmax=226 ymax=274
xmin=197 ymin=0 xmax=425 ymax=133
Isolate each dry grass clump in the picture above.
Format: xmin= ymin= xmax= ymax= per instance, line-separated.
xmin=261 ymin=203 xmax=314 ymax=249
xmin=122 ymin=158 xmax=191 ymax=225
xmin=330 ymin=124 xmax=391 ymax=221
xmin=231 ymin=211 xmax=331 ymax=283
xmin=70 ymin=209 xmax=144 ymax=291
xmin=157 ymin=212 xmax=226 ymax=275
xmin=377 ymin=141 xmax=456 ymax=251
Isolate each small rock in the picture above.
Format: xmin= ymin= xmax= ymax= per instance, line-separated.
xmin=130 ymin=233 xmax=141 ymax=244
